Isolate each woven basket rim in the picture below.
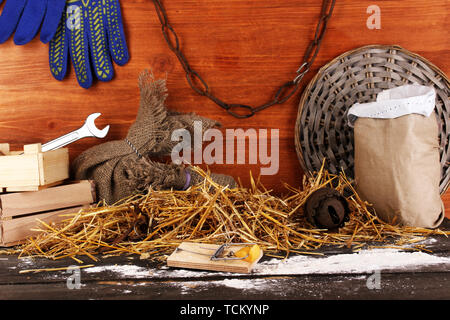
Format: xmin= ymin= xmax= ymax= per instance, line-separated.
xmin=295 ymin=44 xmax=450 ymax=194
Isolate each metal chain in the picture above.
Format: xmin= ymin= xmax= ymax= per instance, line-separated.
xmin=151 ymin=0 xmax=336 ymax=119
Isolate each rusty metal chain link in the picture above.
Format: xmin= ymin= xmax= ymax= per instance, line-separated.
xmin=151 ymin=0 xmax=336 ymax=119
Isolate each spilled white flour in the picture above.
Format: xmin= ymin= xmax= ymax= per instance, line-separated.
xmin=7 ymin=247 xmax=448 ymax=295
xmin=84 ymin=265 xmax=151 ymax=278
xmin=81 ymin=248 xmax=450 ymax=279
xmin=254 ymin=248 xmax=450 ymax=275
xmin=218 ymin=278 xmax=271 ymax=290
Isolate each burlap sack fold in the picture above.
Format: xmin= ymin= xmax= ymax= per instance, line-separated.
xmin=349 ymin=85 xmax=444 ymax=228
xmin=72 ymin=71 xmax=236 ymax=204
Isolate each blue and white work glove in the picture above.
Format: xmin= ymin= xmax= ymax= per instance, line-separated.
xmin=49 ymin=0 xmax=129 ymax=89
xmin=0 ymin=0 xmax=66 ymax=44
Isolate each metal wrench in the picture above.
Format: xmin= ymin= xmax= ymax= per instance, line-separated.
xmin=41 ymin=113 xmax=110 ymax=152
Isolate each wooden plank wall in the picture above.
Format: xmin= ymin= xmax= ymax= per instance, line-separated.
xmin=0 ymin=0 xmax=448 ymax=215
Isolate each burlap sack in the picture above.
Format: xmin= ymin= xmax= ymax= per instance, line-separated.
xmin=349 ymin=85 xmax=444 ymax=228
xmin=72 ymin=71 xmax=236 ymax=204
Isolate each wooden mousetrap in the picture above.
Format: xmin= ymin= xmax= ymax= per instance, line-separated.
xmin=167 ymin=242 xmax=263 ymax=274
xmin=0 ymin=143 xmax=69 ymax=192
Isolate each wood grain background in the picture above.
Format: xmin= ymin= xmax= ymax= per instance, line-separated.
xmin=0 ymin=0 xmax=448 ymax=215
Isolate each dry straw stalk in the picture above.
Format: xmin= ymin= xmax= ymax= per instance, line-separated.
xmin=6 ymin=164 xmax=449 ymax=263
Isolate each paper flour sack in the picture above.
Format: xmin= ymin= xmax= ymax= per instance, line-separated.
xmin=348 ymin=84 xmax=444 ymax=228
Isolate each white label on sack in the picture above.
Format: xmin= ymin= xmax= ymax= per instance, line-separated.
xmin=347 ymin=84 xmax=436 ymax=127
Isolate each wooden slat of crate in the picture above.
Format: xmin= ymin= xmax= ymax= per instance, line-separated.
xmin=39 ymin=148 xmax=69 ymax=186
xmin=0 ymin=205 xmax=86 ymax=247
xmin=0 ymin=181 xmax=95 ymax=219
xmin=0 ymin=153 xmax=40 ymax=188
xmin=5 ymin=182 xmax=64 ymax=193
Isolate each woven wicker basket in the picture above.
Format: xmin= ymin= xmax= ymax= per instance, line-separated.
xmin=295 ymin=45 xmax=450 ymax=194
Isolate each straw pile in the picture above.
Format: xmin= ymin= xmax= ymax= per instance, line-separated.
xmin=11 ymin=165 xmax=450 ymax=263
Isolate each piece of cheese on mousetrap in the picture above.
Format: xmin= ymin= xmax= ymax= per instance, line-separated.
xmin=167 ymin=242 xmax=263 ymax=274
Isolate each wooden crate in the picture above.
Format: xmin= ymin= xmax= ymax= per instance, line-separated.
xmin=0 ymin=143 xmax=69 ymax=192
xmin=0 ymin=181 xmax=95 ymax=247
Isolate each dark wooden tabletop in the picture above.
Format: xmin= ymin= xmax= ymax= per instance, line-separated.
xmin=1 ymin=219 xmax=449 ymax=301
